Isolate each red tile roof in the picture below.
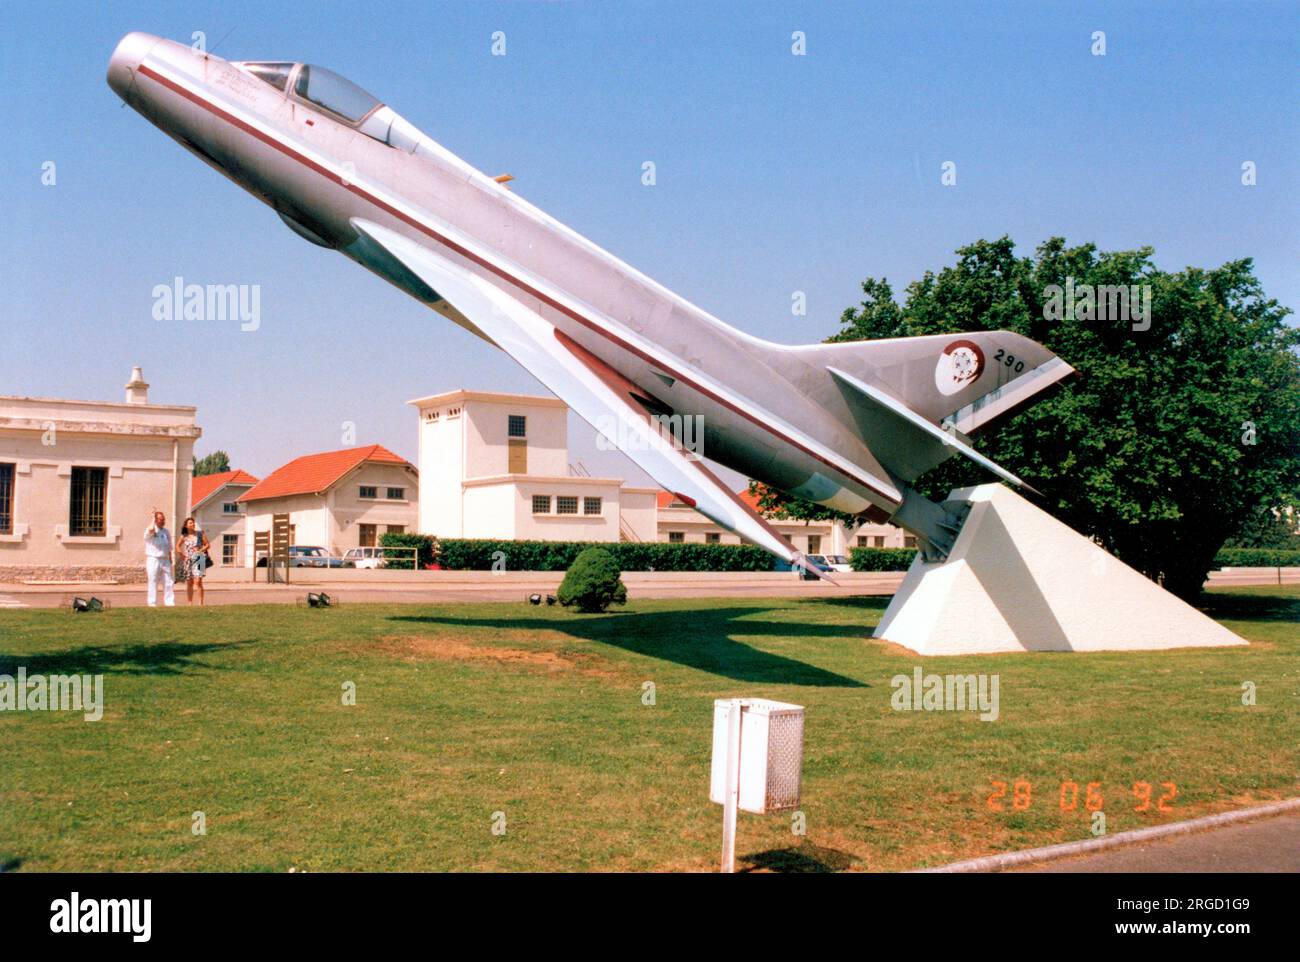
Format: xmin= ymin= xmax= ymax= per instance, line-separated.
xmin=657 ymin=487 xmax=759 ymax=510
xmin=237 ymin=445 xmax=412 ymax=503
xmin=191 ymin=469 xmax=259 ymax=509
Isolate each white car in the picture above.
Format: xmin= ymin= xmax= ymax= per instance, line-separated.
xmin=810 ymin=554 xmax=854 ymax=574
xmin=342 ymin=546 xmax=388 ymax=570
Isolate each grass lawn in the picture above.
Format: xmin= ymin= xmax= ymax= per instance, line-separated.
xmin=1 ymin=585 xmax=1296 ymax=872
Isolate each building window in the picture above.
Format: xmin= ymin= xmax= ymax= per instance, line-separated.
xmin=705 ymin=532 xmax=721 ymax=544
xmin=0 ymin=463 xmax=13 ymax=535
xmin=359 ymin=524 xmax=377 ymax=547
xmin=874 ymin=536 xmax=885 ymax=548
xmin=387 ymin=487 xmax=405 ymax=500
xmin=904 ymin=536 xmax=917 ymax=548
xmin=807 ymin=535 xmax=821 ymax=553
xmin=386 ymin=525 xmax=405 ymax=535
xmin=223 ymin=502 xmax=240 ymax=515
xmin=359 ymin=486 xmax=378 ymax=499
xmin=531 ymin=495 xmax=552 ymax=514
xmin=69 ymin=467 xmax=108 ymax=536
xmin=668 ymin=531 xmax=685 ymax=543
xmin=556 ymin=496 xmax=579 ymax=515
xmin=856 ymin=536 xmax=867 ymax=547
xmin=582 ymin=497 xmax=602 ymax=516
xmin=508 ymin=414 xmax=527 ymax=438
xmin=222 ymin=534 xmax=239 ymax=565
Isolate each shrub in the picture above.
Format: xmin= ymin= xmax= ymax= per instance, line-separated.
xmin=1212 ymin=547 xmax=1300 ymax=569
xmin=433 ymin=539 xmax=771 ymax=572
xmin=379 ymin=532 xmax=439 ymax=570
xmin=848 ymin=547 xmax=919 ymax=571
xmin=557 ymin=548 xmax=627 ymax=613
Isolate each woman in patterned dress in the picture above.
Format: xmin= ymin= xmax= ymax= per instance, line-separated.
xmin=176 ymin=517 xmax=212 ymax=606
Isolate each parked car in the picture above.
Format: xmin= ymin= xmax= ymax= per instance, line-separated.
xmin=342 ymin=546 xmax=389 ymax=570
xmin=288 ymin=545 xmax=350 ymax=568
xmin=819 ymin=554 xmax=854 ymax=574
xmin=774 ymin=555 xmax=833 ymax=579
xmin=256 ymin=546 xmax=342 ymax=568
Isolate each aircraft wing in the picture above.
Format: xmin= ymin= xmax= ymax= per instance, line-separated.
xmin=349 ymin=218 xmax=814 ymax=570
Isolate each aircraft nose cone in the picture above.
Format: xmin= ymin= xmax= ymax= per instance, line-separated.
xmin=107 ymin=31 xmax=161 ymax=100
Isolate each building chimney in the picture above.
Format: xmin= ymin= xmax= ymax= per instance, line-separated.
xmin=125 ymin=366 xmax=149 ymax=405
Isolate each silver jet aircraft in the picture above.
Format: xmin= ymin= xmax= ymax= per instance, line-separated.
xmin=107 ymin=33 xmax=1075 ymax=568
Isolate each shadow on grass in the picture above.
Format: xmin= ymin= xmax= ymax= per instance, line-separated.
xmin=0 ymin=639 xmax=254 ymax=677
xmin=740 ymin=843 xmax=857 ymax=873
xmin=390 ymin=606 xmax=867 ymax=687
xmin=0 ymin=856 xmax=22 ymax=873
xmin=1198 ymin=591 xmax=1300 ymax=624
xmin=808 ymin=595 xmax=893 ymax=612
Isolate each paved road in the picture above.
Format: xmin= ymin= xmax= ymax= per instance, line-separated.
xmin=1014 ymin=812 xmax=1300 ymax=873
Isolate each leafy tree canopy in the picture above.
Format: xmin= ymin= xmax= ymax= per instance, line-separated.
xmin=193 ymin=450 xmax=232 ymax=477
xmin=761 ymin=237 xmax=1300 ymax=600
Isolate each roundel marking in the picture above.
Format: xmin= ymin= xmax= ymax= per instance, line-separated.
xmin=934 ymin=339 xmax=985 ymax=396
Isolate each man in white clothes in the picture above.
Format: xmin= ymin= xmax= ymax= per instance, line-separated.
xmin=144 ymin=510 xmax=175 ymax=607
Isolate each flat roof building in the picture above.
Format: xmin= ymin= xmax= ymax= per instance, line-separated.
xmin=0 ymin=367 xmax=201 ymax=583
xmin=409 ymin=390 xmax=659 ymax=543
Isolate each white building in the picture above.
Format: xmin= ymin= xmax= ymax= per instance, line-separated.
xmin=191 ymin=469 xmax=259 ymax=568
xmin=238 ymin=444 xmax=419 ymax=563
xmin=656 ymin=491 xmax=912 ymax=555
xmin=409 ymin=390 xmax=659 ymax=542
xmin=0 ymin=367 xmax=200 ymax=583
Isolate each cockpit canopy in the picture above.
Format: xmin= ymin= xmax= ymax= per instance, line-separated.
xmin=232 ymin=60 xmax=428 ymax=154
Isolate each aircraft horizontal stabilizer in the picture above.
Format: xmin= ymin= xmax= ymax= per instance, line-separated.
xmin=827 ymin=366 xmax=1039 ymax=495
xmin=348 ymin=218 xmax=825 ymax=575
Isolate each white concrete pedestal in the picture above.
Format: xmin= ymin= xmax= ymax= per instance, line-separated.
xmin=874 ymin=484 xmax=1248 ymax=654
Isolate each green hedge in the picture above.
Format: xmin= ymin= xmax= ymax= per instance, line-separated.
xmin=379 ymin=532 xmax=439 ymax=570
xmin=1213 ymin=547 xmax=1300 ymax=568
xmin=415 ymin=538 xmax=773 ymax=572
xmin=848 ymin=547 xmax=919 ymax=571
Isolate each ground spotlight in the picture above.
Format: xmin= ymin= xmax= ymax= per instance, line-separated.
xmin=71 ymin=597 xmax=104 ymax=613
xmin=307 ymin=592 xmax=334 ymax=608
xmin=528 ymin=593 xmax=542 ymax=605
xmin=546 ymin=595 xmax=557 ymax=606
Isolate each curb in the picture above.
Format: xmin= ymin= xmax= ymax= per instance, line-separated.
xmin=915 ymin=797 xmax=1300 ymax=873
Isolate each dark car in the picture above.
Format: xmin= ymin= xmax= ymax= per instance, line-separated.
xmin=287 ymin=545 xmax=350 ymax=568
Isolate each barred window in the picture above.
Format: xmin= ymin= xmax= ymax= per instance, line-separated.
xmin=582 ymin=497 xmax=602 ymax=515
xmin=222 ymin=534 xmax=239 ymax=565
xmin=359 ymin=486 xmax=378 ymax=499
xmin=223 ymin=502 xmax=240 ymax=515
xmin=705 ymin=532 xmax=720 ymax=544
xmin=668 ymin=531 xmax=685 ymax=543
xmin=508 ymin=414 xmax=527 ymax=438
xmin=0 ymin=463 xmax=13 ymax=535
xmin=531 ymin=495 xmax=551 ymax=514
xmin=856 ymin=536 xmax=867 ymax=547
xmin=387 ymin=487 xmax=405 ymax=500
xmin=556 ymin=496 xmax=579 ymax=515
xmin=69 ymin=467 xmax=108 ymax=536
xmin=807 ymin=535 xmax=821 ymax=553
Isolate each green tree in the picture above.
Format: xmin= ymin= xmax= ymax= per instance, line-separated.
xmin=557 ymin=547 xmax=628 ymax=613
xmin=193 ymin=450 xmax=232 ymax=477
xmin=768 ymin=237 xmax=1300 ymax=600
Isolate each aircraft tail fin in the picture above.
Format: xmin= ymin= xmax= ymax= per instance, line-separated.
xmin=764 ymin=330 xmax=1075 ymax=436
xmin=757 ymin=330 xmax=1074 ymax=485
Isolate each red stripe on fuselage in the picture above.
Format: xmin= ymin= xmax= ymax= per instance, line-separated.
xmin=135 ymin=62 xmax=898 ymax=506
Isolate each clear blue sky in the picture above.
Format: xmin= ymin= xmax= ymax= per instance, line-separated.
xmin=3 ymin=1 xmax=1296 ymax=483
